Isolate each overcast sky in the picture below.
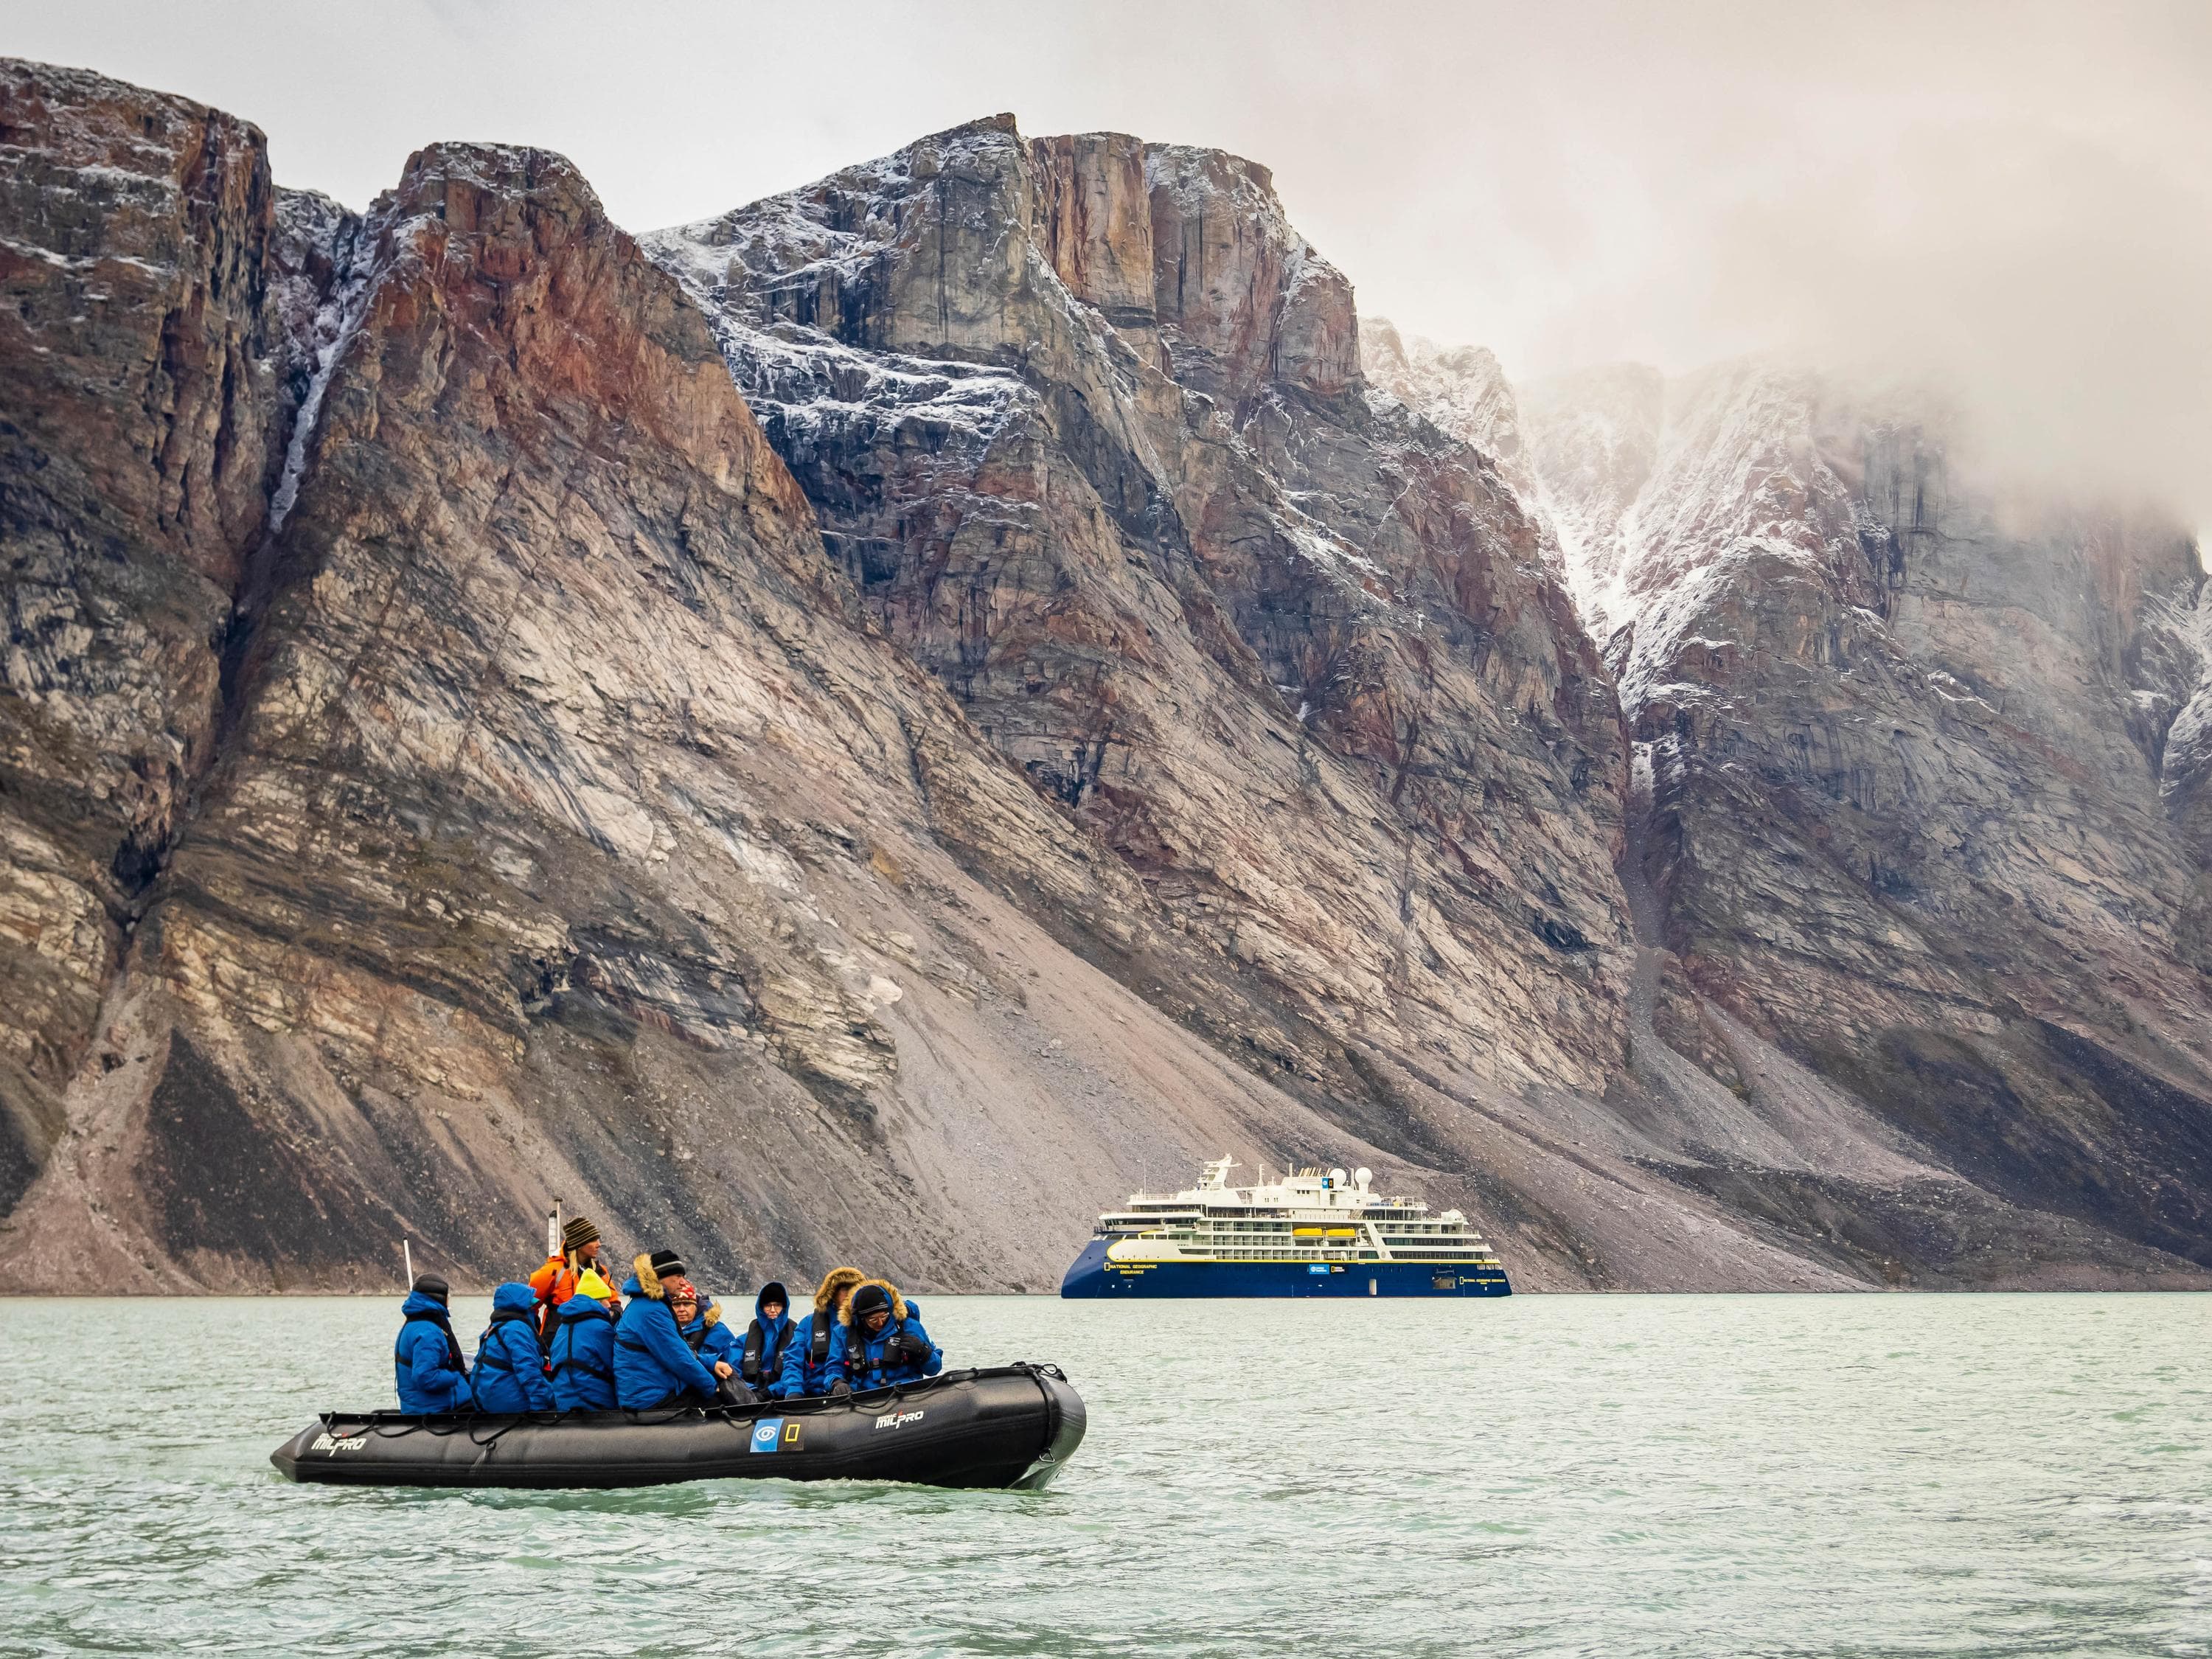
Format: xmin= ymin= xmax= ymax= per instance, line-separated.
xmin=8 ymin=0 xmax=2209 ymax=529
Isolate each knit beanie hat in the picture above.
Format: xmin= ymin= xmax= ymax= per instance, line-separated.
xmin=759 ymin=1280 xmax=790 ymax=1312
xmin=574 ymin=1269 xmax=613 ymax=1301
xmin=667 ymin=1279 xmax=699 ymax=1307
xmin=411 ymin=1273 xmax=449 ymax=1303
xmin=561 ymin=1215 xmax=600 ymax=1253
xmin=850 ymin=1283 xmax=891 ymax=1320
xmin=647 ymin=1249 xmax=687 ymax=1280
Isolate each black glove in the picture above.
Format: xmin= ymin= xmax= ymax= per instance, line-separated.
xmin=890 ymin=1332 xmax=931 ymax=1365
xmin=828 ymin=1379 xmax=852 ymax=1397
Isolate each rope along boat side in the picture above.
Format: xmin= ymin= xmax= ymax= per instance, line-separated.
xmin=271 ymin=1364 xmax=1084 ymax=1491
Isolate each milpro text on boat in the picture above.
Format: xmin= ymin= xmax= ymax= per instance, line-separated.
xmin=271 ymin=1365 xmax=1083 ymax=1492
xmin=1060 ymin=1158 xmax=1511 ymax=1298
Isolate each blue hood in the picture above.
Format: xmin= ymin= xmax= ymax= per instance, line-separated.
xmin=756 ymin=1283 xmax=793 ymax=1325
xmin=620 ymin=1273 xmax=647 ymax=1299
xmin=556 ymin=1292 xmax=613 ymax=1323
xmin=490 ymin=1281 xmax=538 ymax=1316
xmin=401 ymin=1290 xmax=453 ymax=1320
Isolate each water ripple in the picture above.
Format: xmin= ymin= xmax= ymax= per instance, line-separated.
xmin=1 ymin=1293 xmax=2208 ymax=1656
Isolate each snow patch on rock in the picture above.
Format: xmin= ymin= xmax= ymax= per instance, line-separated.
xmin=265 ymin=191 xmax=369 ymax=534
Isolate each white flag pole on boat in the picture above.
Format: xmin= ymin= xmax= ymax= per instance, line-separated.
xmin=403 ymin=1237 xmax=414 ymax=1288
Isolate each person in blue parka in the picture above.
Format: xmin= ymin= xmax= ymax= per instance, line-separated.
xmin=470 ymin=1280 xmax=556 ymax=1412
xmin=827 ymin=1278 xmax=942 ymax=1394
xmin=675 ymin=1284 xmax=740 ymax=1368
xmin=738 ymin=1281 xmax=797 ymax=1399
xmin=548 ymin=1268 xmax=620 ymax=1411
xmin=779 ymin=1265 xmax=865 ymax=1399
xmin=614 ymin=1251 xmax=732 ymax=1409
xmin=674 ymin=1282 xmax=758 ymax=1404
xmin=394 ymin=1273 xmax=472 ymax=1413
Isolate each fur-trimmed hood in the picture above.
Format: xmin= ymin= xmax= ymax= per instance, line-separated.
xmin=629 ymin=1253 xmax=667 ymax=1301
xmin=813 ymin=1265 xmax=866 ymax=1318
xmin=700 ymin=1301 xmax=723 ymax=1331
xmin=837 ymin=1276 xmax=909 ymax=1327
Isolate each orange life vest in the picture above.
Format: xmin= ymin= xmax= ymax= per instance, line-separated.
xmin=530 ymin=1255 xmax=585 ymax=1340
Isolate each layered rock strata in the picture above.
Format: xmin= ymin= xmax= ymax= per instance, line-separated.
xmin=0 ymin=72 xmax=1666 ymax=1293
xmin=3 ymin=59 xmax=2208 ymax=1292
xmin=643 ymin=119 xmax=1632 ymax=1110
xmin=1506 ymin=358 xmax=2212 ymax=1276
xmin=16 ymin=106 xmax=1439 ymax=1289
xmin=0 ymin=61 xmax=282 ymax=1212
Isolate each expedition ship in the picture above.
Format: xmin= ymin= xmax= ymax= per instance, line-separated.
xmin=1060 ymin=1158 xmax=1512 ymax=1298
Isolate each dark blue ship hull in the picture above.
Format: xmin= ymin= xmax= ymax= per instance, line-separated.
xmin=1058 ymin=1237 xmax=1512 ymax=1298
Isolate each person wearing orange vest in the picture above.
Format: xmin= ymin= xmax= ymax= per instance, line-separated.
xmin=530 ymin=1214 xmax=617 ymax=1340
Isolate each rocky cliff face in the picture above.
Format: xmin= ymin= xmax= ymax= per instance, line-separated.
xmin=0 ymin=75 xmax=1359 ymax=1290
xmin=638 ymin=120 xmax=1851 ymax=1290
xmin=1360 ymin=319 xmax=1544 ymax=524
xmin=0 ymin=70 xmax=1658 ymax=1294
xmin=648 ymin=121 xmax=2211 ymax=1290
xmin=1499 ymin=356 xmax=2212 ymax=1281
xmin=641 ymin=118 xmax=1633 ymax=1111
xmin=0 ymin=60 xmax=282 ymax=1215
xmin=4 ymin=60 xmax=2208 ymax=1292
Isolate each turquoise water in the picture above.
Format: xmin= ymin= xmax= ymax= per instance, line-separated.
xmin=1 ymin=1293 xmax=2208 ymax=1656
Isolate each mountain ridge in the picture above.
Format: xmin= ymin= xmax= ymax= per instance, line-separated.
xmin=3 ymin=60 xmax=2208 ymax=1291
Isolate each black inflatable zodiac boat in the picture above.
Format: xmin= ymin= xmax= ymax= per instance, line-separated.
xmin=271 ymin=1364 xmax=1084 ymax=1492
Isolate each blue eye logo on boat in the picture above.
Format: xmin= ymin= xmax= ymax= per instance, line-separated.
xmin=751 ymin=1418 xmax=785 ymax=1453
